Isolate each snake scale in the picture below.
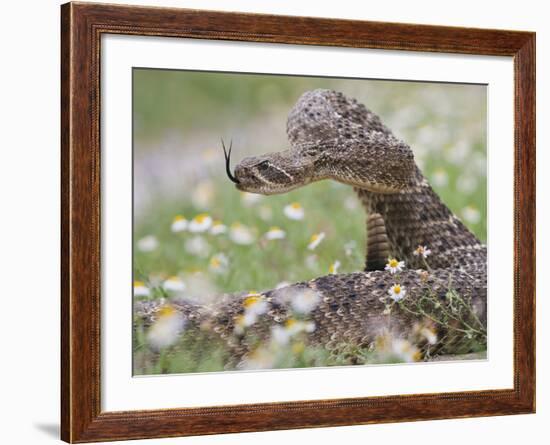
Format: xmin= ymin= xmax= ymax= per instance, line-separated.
xmin=136 ymin=89 xmax=487 ymax=366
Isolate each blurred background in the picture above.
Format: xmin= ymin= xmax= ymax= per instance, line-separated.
xmin=133 ymin=69 xmax=486 ymax=298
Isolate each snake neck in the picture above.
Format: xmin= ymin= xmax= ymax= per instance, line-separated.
xmin=355 ymin=166 xmax=485 ymax=270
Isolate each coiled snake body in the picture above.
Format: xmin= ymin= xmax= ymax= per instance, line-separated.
xmin=137 ymin=90 xmax=487 ymax=365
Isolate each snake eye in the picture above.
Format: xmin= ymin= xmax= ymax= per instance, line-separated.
xmin=256 ymin=160 xmax=270 ymax=171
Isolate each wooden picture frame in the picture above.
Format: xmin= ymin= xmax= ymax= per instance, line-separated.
xmin=61 ymin=2 xmax=535 ymax=442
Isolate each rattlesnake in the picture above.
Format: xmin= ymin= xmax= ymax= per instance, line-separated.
xmin=136 ymin=89 xmax=487 ymax=367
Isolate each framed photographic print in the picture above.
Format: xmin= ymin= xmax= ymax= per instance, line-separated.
xmin=61 ymin=2 xmax=535 ymax=442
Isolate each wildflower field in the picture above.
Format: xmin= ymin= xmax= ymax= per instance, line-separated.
xmin=133 ymin=69 xmax=487 ymax=375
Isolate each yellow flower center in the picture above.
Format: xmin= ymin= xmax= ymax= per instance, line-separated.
xmin=244 ymin=295 xmax=261 ymax=307
xmin=134 ymin=281 xmax=145 ymax=287
xmin=329 ymin=263 xmax=337 ymax=273
xmin=213 ymin=220 xmax=222 ymax=226
xmin=291 ymin=202 xmax=301 ymax=209
xmin=210 ymin=257 xmax=221 ymax=267
xmin=167 ymin=276 xmax=180 ymax=282
xmin=194 ymin=213 xmax=209 ymax=223
xmin=173 ymin=215 xmax=185 ymax=221
xmin=269 ymin=226 xmax=281 ymax=232
xmin=389 ymin=259 xmax=399 ymax=268
xmin=393 ymin=285 xmax=401 ymax=294
xmin=158 ymin=305 xmax=176 ymax=317
xmin=285 ymin=318 xmax=297 ymax=328
xmin=310 ymin=234 xmax=319 ymax=242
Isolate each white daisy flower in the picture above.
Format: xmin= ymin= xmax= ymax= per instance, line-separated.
xmin=388 ymin=284 xmax=406 ymax=302
xmin=242 ymin=312 xmax=257 ymax=327
xmin=188 ymin=213 xmax=213 ymax=233
xmin=271 ymin=319 xmax=315 ymax=345
xmin=233 ymin=314 xmax=246 ymax=335
xmin=133 ymin=281 xmax=150 ymax=297
xmin=391 ymin=338 xmax=421 ymax=362
xmin=264 ymin=226 xmax=286 ymax=241
xmin=137 ymin=235 xmax=158 ymax=252
xmin=304 ymin=321 xmax=316 ymax=333
xmin=243 ymin=292 xmax=269 ymax=317
xmin=209 ymin=253 xmax=229 ymax=274
xmin=170 ymin=215 xmax=188 ymax=233
xmin=147 ymin=305 xmax=185 ymax=350
xmin=234 ymin=292 xmax=268 ymax=334
xmin=284 ymin=318 xmax=315 ymax=335
xmin=462 ymin=206 xmax=481 ymax=224
xmin=420 ymin=327 xmax=438 ymax=345
xmin=162 ymin=276 xmax=186 ymax=293
xmin=290 ymin=288 xmax=321 ymax=314
xmin=374 ymin=333 xmax=420 ymax=362
xmin=241 ymin=192 xmax=262 ymax=206
xmin=431 ymin=168 xmax=449 ymax=187
xmin=385 ymin=258 xmax=405 ymax=274
xmin=209 ymin=220 xmax=227 ymax=235
xmin=233 ymin=312 xmax=258 ymax=335
xmin=307 ymin=232 xmax=326 ymax=250
xmin=184 ymin=236 xmax=211 ymax=258
xmin=328 ymin=260 xmax=341 ymax=274
xmin=283 ymin=202 xmax=305 ymax=220
xmin=413 ymin=245 xmax=432 ymax=258
xmin=240 ymin=347 xmax=275 ymax=370
xmin=229 ymin=223 xmax=255 ymax=245
xmin=271 ymin=325 xmax=291 ymax=346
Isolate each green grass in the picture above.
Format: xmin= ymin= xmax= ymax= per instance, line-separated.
xmin=134 ymin=180 xmax=366 ymax=294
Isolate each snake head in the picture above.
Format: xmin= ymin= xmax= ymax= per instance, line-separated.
xmin=227 ymin=89 xmax=417 ymax=195
xmin=233 ymin=149 xmax=319 ymax=195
